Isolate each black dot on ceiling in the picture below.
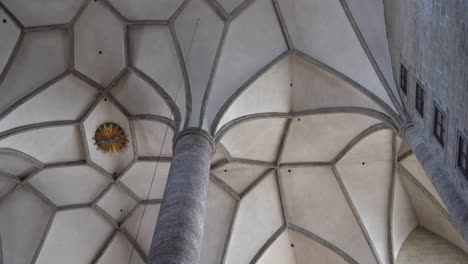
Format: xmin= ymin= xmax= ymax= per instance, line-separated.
xmin=288 ymin=169 xmax=291 ymax=173
xmin=2 ymin=19 xmax=6 ymax=23
xmin=113 ymin=172 xmax=117 ymax=176
xmin=104 ymin=98 xmax=107 ymax=101
xmin=291 ymin=244 xmax=295 ymax=248
xmin=120 ymin=209 xmax=123 ymax=212
xmin=362 ymin=162 xmax=366 ymax=165
xmin=290 ymin=83 xmax=293 ymax=87
xmin=297 ymin=118 xmax=301 ymax=121
xmin=224 ymin=169 xmax=227 ymax=173
xmin=98 ymin=50 xmax=103 ymax=55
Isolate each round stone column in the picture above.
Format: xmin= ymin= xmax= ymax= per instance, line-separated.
xmin=148 ymin=129 xmax=214 ymax=264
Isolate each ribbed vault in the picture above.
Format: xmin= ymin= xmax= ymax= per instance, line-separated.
xmin=212 ymin=115 xmax=468 ymax=264
xmin=0 ymin=0 xmax=466 ymax=263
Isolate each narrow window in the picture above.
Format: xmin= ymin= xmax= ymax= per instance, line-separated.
xmin=415 ymin=82 xmax=425 ymax=117
xmin=433 ymin=106 xmax=446 ymax=147
xmin=458 ymin=134 xmax=468 ymax=178
xmin=400 ymin=64 xmax=408 ymax=94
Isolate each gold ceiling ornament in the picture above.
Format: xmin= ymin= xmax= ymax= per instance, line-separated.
xmin=93 ymin=122 xmax=128 ymax=155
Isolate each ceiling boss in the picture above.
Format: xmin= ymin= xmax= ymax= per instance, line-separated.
xmin=93 ymin=122 xmax=128 ymax=155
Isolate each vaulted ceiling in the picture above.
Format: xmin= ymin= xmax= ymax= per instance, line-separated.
xmin=0 ymin=0 xmax=466 ymax=264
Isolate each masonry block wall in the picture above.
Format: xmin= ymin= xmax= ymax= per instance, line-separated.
xmin=384 ymin=0 xmax=468 ymax=205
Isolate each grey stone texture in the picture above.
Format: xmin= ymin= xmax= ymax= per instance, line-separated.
xmin=405 ymin=125 xmax=468 ymax=241
xmin=148 ymin=129 xmax=214 ymax=264
xmin=385 ymin=0 xmax=468 ymax=241
xmin=396 ymin=227 xmax=468 ymax=264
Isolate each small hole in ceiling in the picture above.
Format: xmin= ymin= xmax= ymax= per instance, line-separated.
xmin=288 ymin=169 xmax=291 ymax=173
xmin=120 ymin=209 xmax=123 ymax=212
xmin=104 ymin=98 xmax=107 ymax=101
xmin=297 ymin=118 xmax=301 ymax=121
xmin=224 ymin=169 xmax=227 ymax=173
xmin=362 ymin=162 xmax=366 ymax=165
xmin=113 ymin=172 xmax=117 ymax=176
xmin=291 ymin=244 xmax=295 ymax=248
xmin=2 ymin=19 xmax=6 ymax=23
xmin=290 ymin=83 xmax=293 ymax=87
xmin=98 ymin=50 xmax=103 ymax=55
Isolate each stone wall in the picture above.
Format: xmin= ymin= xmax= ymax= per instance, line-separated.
xmin=384 ymin=0 xmax=468 ymax=209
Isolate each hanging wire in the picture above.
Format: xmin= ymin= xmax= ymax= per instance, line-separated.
xmin=290 ymin=219 xmax=300 ymax=263
xmin=127 ymin=18 xmax=200 ymax=264
xmin=288 ymin=33 xmax=300 ymax=262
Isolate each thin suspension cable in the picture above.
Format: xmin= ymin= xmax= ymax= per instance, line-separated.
xmin=288 ymin=176 xmax=300 ymax=263
xmin=127 ymin=18 xmax=200 ymax=263
xmin=288 ymin=48 xmax=300 ymax=263
xmin=290 ymin=224 xmax=299 ymax=263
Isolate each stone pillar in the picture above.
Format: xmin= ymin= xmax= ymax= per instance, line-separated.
xmin=404 ymin=125 xmax=468 ymax=242
xmin=148 ymin=129 xmax=214 ymax=264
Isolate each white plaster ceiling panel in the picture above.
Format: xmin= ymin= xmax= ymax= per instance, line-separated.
xmin=133 ymin=119 xmax=173 ymax=157
xmin=281 ymin=114 xmax=380 ymax=163
xmin=110 ymin=71 xmax=172 ymax=119
xmin=221 ymin=118 xmax=287 ymax=162
xmin=225 ymin=173 xmax=284 ymax=264
xmin=0 ymin=187 xmax=53 ymax=264
xmin=277 ymin=0 xmax=396 ymax=111
xmin=290 ymin=55 xmax=385 ymax=113
xmin=0 ymin=179 xmax=16 ymax=199
xmin=36 ymin=208 xmax=114 ymax=264
xmin=218 ymin=56 xmax=292 ymax=130
xmin=123 ymin=203 xmax=161 ymax=254
xmin=211 ymin=144 xmax=227 ymax=165
xmin=0 ymin=125 xmax=84 ymax=163
xmin=1 ymin=0 xmax=83 ymax=26
xmin=174 ymin=0 xmax=224 ymax=127
xmin=74 ymin=0 xmax=125 ymax=86
xmin=292 ymin=230 xmax=349 ymax=264
xmin=0 ymin=151 xmax=37 ymax=176
xmin=200 ymin=181 xmax=236 ymax=264
xmin=400 ymin=154 xmax=446 ymax=209
xmin=336 ymin=129 xmax=393 ymax=264
xmin=0 ymin=7 xmax=20 ymax=74
xmin=212 ymin=163 xmax=269 ymax=194
xmin=344 ymin=0 xmax=401 ymax=103
xmin=0 ymin=75 xmax=98 ymax=133
xmin=0 ymin=30 xmax=68 ymax=113
xmin=205 ymin=0 xmax=288 ymax=129
xmin=256 ymin=231 xmax=296 ymax=264
xmin=108 ymin=0 xmax=184 ymax=20
xmin=97 ymin=185 xmax=138 ymax=222
xmin=218 ymin=0 xmax=246 ymax=14
xmin=29 ymin=165 xmax=110 ymax=206
xmin=401 ymin=175 xmax=468 ymax=253
xmin=130 ymin=25 xmax=183 ymax=104
xmin=97 ymin=233 xmax=145 ymax=264
xmin=397 ymin=138 xmax=411 ymax=157
xmin=83 ymin=99 xmax=134 ymax=174
xmin=392 ymin=171 xmax=417 ymax=260
xmin=218 ymin=53 xmax=389 ymax=131
xmin=120 ymin=161 xmax=170 ymax=200
xmin=280 ymin=167 xmax=377 ymax=264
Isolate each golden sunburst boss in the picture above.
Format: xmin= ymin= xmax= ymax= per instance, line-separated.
xmin=93 ymin=122 xmax=128 ymax=155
